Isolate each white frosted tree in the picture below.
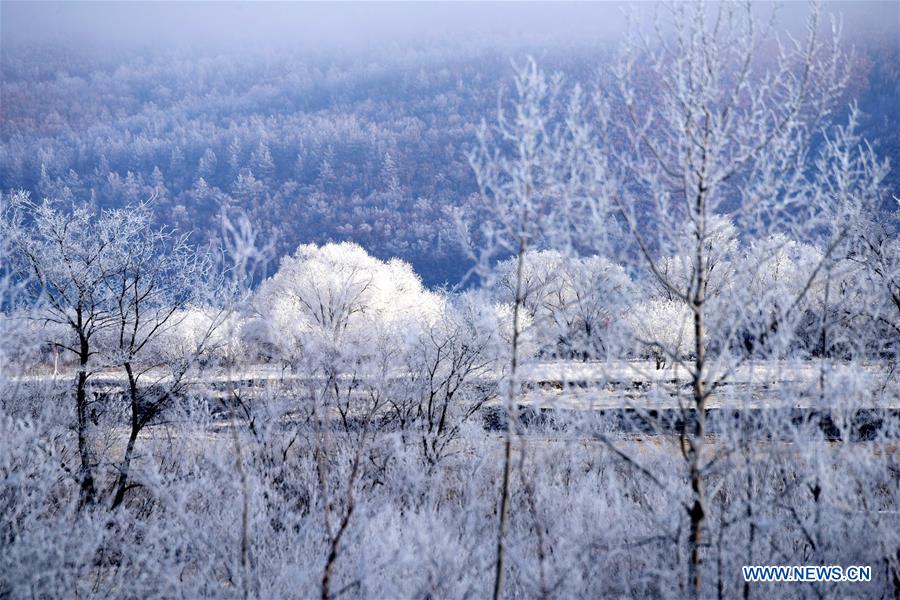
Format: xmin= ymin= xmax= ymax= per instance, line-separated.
xmin=491 ymin=250 xmax=635 ymax=359
xmin=626 ymin=298 xmax=695 ymax=369
xmin=257 ymin=242 xmax=442 ymax=365
xmin=198 ymin=147 xmax=218 ymax=180
xmin=256 ymin=241 xmax=445 ymax=598
xmin=100 ymin=202 xmax=217 ymax=510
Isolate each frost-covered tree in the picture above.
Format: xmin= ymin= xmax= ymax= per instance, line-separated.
xmin=2 ymin=194 xmax=219 ymax=510
xmin=100 ymin=202 xmax=216 ymax=510
xmin=2 ymin=192 xmax=138 ymax=505
xmin=198 ymin=147 xmax=218 ymax=180
xmin=392 ymin=291 xmax=501 ymax=465
xmin=257 ymin=242 xmax=441 ymax=362
xmin=736 ymin=233 xmax=825 ymax=356
xmin=256 ymin=241 xmax=448 ymax=597
xmin=806 ymin=106 xmax=897 ymax=359
xmin=471 ymin=3 xmax=895 ymax=596
xmin=459 ymin=58 xmax=581 ymax=600
xmin=626 ymin=299 xmax=695 ymax=369
xmin=491 ymin=250 xmax=635 ymax=359
xmin=584 ymin=4 xmax=859 ymax=593
xmin=251 ymin=141 xmax=275 ymax=181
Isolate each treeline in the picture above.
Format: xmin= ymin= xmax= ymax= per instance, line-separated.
xmin=8 ymin=204 xmax=896 ymax=380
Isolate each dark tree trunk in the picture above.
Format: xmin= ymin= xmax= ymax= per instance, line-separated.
xmin=110 ymin=361 xmax=140 ymax=510
xmin=688 ymin=187 xmax=708 ymax=599
xmin=75 ymin=330 xmax=96 ymax=508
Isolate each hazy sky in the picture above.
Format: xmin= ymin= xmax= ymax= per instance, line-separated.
xmin=2 ymin=1 xmax=898 ymax=54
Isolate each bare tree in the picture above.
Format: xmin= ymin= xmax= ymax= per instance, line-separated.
xmin=399 ymin=293 xmax=499 ymax=466
xmin=103 ymin=202 xmax=216 ymax=510
xmin=2 ymin=193 xmax=140 ymax=506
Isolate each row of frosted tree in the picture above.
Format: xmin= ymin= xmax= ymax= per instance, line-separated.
xmin=2 ymin=3 xmax=899 ymax=598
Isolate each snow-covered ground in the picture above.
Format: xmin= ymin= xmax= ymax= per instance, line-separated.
xmin=12 ymin=359 xmax=898 ymax=410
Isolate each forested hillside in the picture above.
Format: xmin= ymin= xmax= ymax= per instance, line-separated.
xmin=2 ymin=35 xmax=896 ymax=285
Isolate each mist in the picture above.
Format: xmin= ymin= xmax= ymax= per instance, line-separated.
xmin=3 ymin=1 xmax=897 ymax=55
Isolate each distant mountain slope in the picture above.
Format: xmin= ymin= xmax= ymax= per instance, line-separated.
xmin=1 ymin=41 xmax=896 ymax=286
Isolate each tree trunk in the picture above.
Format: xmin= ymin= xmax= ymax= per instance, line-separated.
xmin=688 ymin=193 xmax=707 ymax=598
xmin=493 ymin=429 xmax=514 ymax=600
xmin=111 ymin=361 xmax=140 ymax=510
xmin=688 ymin=310 xmax=706 ymax=598
xmin=493 ymin=238 xmax=526 ymax=600
xmin=75 ymin=331 xmax=96 ymax=508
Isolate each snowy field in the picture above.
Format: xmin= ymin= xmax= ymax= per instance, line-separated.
xmin=16 ymin=359 xmax=899 ymax=410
